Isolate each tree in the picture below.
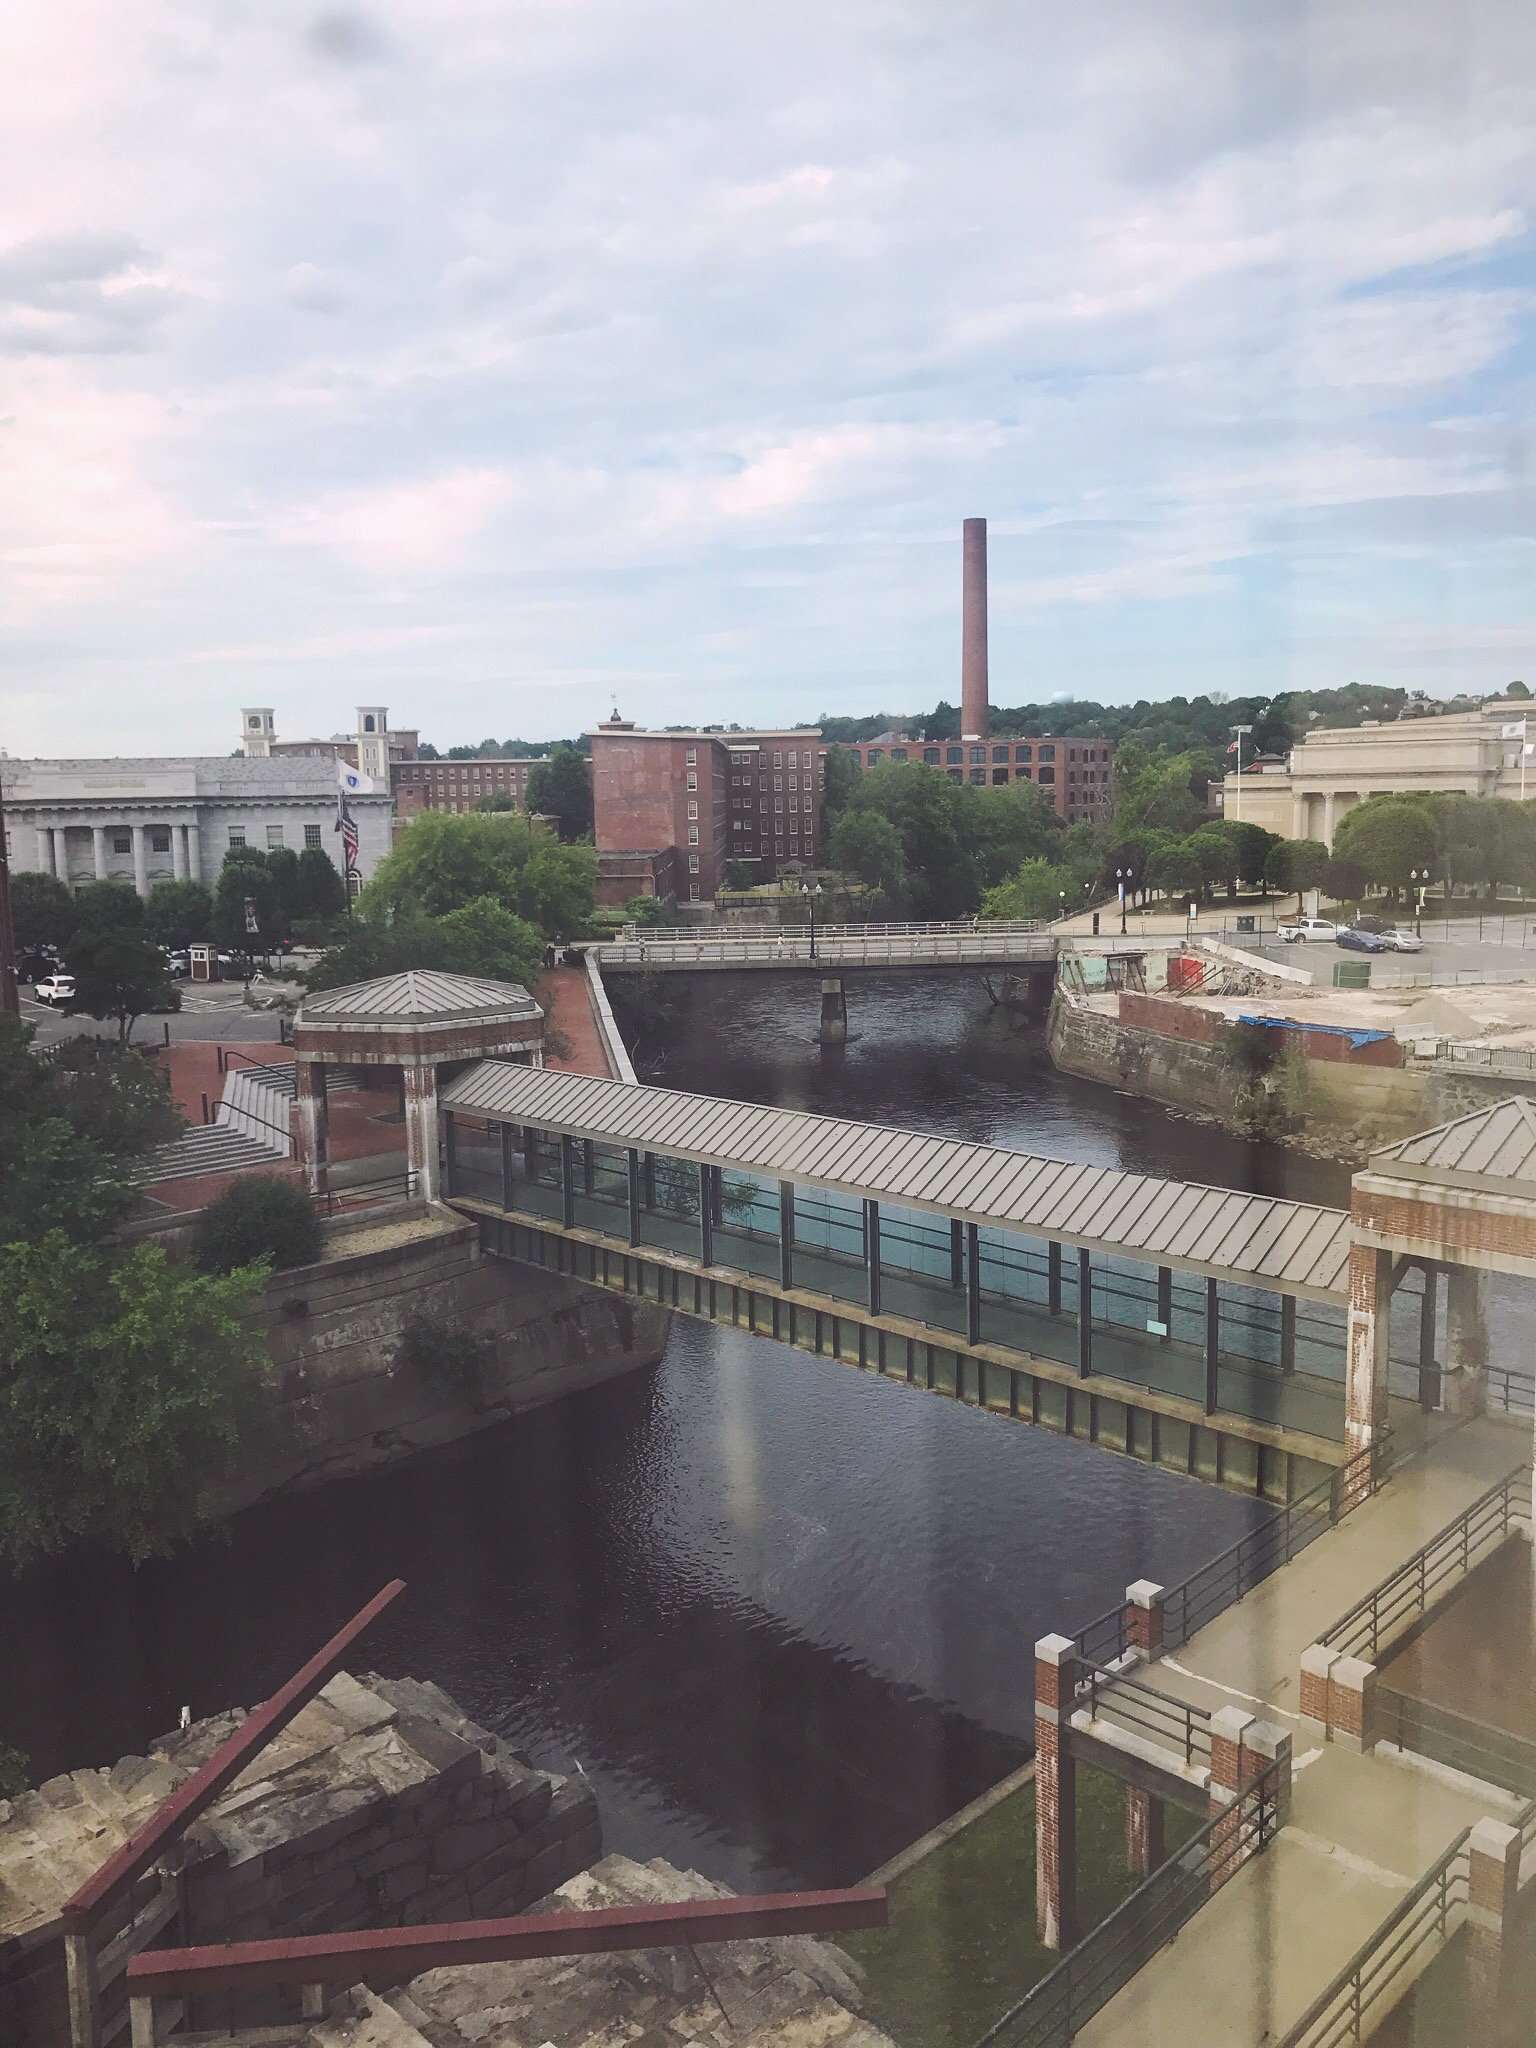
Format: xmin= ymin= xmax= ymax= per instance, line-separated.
xmin=965 ymin=781 xmax=1061 ymax=887
xmin=1184 ymin=826 xmax=1240 ymax=902
xmin=1323 ymin=852 xmax=1367 ymax=904
xmin=837 ymin=762 xmax=976 ymax=915
xmin=523 ymin=745 xmax=593 ymax=841
xmin=193 ymin=1177 xmax=322 ymax=1275
xmin=64 ymin=926 xmax=175 ymax=1043
xmin=1113 ymin=747 xmax=1210 ymax=837
xmin=827 ymin=810 xmax=905 ymax=899
xmin=1227 ymin=821 xmax=1278 ymax=889
xmin=43 ymin=1036 xmax=183 ymax=1159
xmin=1332 ymin=796 xmax=1441 ymax=898
xmin=360 ymin=810 xmax=596 ymax=938
xmin=475 ymin=791 xmax=519 ymax=812
xmin=1265 ymin=838 xmax=1327 ymax=910
xmin=213 ymin=850 xmax=282 ymax=962
xmin=266 ymin=846 xmax=304 ymax=934
xmin=1149 ymin=846 xmax=1205 ymax=900
xmin=820 ymin=745 xmax=861 ymax=826
xmin=297 ymin=845 xmax=348 ymax=921
xmin=619 ymin=895 xmax=672 ymax=926
xmin=722 ymin=860 xmax=753 ymax=892
xmin=305 ymin=897 xmax=543 ymax=994
xmin=11 ymin=872 xmax=76 ymax=955
xmin=0 ymin=1232 xmax=266 ymax=1565
xmin=981 ymin=859 xmax=1072 ymax=921
xmin=145 ymin=878 xmax=213 ymax=951
xmin=72 ymin=880 xmax=143 ymax=935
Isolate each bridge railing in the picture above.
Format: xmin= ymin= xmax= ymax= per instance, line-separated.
xmin=606 ymin=919 xmax=1047 ymax=941
xmin=1316 ymin=1461 xmax=1528 ymax=1667
xmin=1075 ymin=1663 xmax=1212 ymax=1768
xmin=1376 ymin=1689 xmax=1536 ymax=1800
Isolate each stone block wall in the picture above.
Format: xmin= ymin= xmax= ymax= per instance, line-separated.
xmin=0 ymin=1673 xmax=600 ymax=2048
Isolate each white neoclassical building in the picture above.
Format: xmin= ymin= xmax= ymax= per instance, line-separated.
xmin=0 ymin=753 xmax=393 ymax=897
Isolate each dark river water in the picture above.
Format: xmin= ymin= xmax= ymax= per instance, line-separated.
xmin=1 ymin=974 xmax=1345 ymax=1891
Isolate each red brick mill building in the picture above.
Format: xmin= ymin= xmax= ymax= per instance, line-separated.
xmin=839 ymin=732 xmax=1115 ymax=825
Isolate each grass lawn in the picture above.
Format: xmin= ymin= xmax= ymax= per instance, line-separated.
xmin=837 ymin=1768 xmax=1195 ymax=2048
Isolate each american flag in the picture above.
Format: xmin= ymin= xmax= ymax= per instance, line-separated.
xmin=335 ymin=762 xmax=361 ymax=884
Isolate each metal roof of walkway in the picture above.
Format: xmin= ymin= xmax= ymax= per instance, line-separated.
xmin=441 ymin=1064 xmax=1353 ymax=1302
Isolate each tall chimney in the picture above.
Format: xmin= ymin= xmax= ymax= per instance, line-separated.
xmin=961 ymin=517 xmax=989 ymax=742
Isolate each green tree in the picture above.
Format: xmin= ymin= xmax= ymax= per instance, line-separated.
xmin=0 ymin=1233 xmax=267 ymax=1565
xmin=1323 ymin=852 xmax=1367 ymax=904
xmin=964 ymin=781 xmax=1061 ymax=888
xmin=213 ymin=850 xmax=282 ymax=961
xmin=980 ymin=859 xmax=1071 ymax=921
xmin=360 ymin=810 xmax=595 ymax=937
xmin=827 ymin=810 xmax=906 ymax=899
xmin=1149 ymin=846 xmax=1205 ymax=900
xmin=266 ymin=846 xmax=304 ymax=934
xmin=523 ymin=745 xmax=594 ymax=841
xmin=72 ymin=880 xmax=143 ymax=935
xmin=1184 ymin=826 xmax=1240 ymax=902
xmin=297 ymin=845 xmax=348 ymax=920
xmin=722 ymin=860 xmax=753 ymax=892
xmin=475 ymin=791 xmax=519 ymax=812
xmin=10 ymin=872 xmax=76 ymax=955
xmin=1265 ymin=838 xmax=1327 ymax=910
xmin=192 ymin=1177 xmax=322 ymax=1275
xmin=1113 ymin=747 xmax=1210 ymax=837
xmin=305 ymin=897 xmax=543 ymax=993
xmin=1332 ymin=796 xmax=1441 ymax=898
xmin=839 ymin=762 xmax=977 ymax=915
xmin=144 ymin=878 xmax=213 ymax=951
xmin=43 ymin=1036 xmax=183 ymax=1159
xmin=820 ymin=745 xmax=861 ymax=826
xmin=1227 ymin=821 xmax=1278 ymax=889
xmin=619 ymin=895 xmax=671 ymax=926
xmin=64 ymin=927 xmax=175 ymax=1043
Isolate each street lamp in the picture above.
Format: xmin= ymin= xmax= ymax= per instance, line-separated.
xmin=801 ymin=879 xmax=823 ymax=959
xmin=1229 ymin=724 xmax=1254 ymax=823
xmin=1409 ymin=868 xmax=1427 ymax=938
xmin=1116 ymin=867 xmax=1134 ymax=937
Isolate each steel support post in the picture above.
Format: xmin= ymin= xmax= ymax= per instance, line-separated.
xmin=779 ymin=1182 xmax=795 ymax=1290
xmin=1048 ymin=1240 xmax=1062 ymax=1317
xmin=1156 ymin=1265 xmax=1173 ymax=1340
xmin=865 ymin=1199 xmax=882 ymax=1316
xmin=627 ymin=1148 xmax=641 ymax=1245
xmin=560 ymin=1135 xmax=575 ymax=1229
xmin=443 ymin=1110 xmax=457 ymax=1195
xmin=1204 ymin=1276 xmax=1220 ymax=1414
xmin=1418 ymin=1266 xmax=1440 ymax=1411
xmin=951 ymin=1218 xmax=965 ymax=1289
xmin=966 ymin=1222 xmax=982 ymax=1345
xmin=699 ymin=1163 xmax=714 ymax=1265
xmin=642 ymin=1150 xmax=656 ymax=1208
xmin=501 ymin=1122 xmax=515 ymax=1211
xmin=582 ymin=1138 xmax=596 ymax=1194
xmin=1279 ymin=1292 xmax=1297 ymax=1375
xmin=1077 ymin=1247 xmax=1092 ymax=1378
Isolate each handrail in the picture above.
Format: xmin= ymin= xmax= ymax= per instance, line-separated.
xmin=1274 ymin=1827 xmax=1471 ymax=2048
xmin=974 ymin=1762 xmax=1279 ymax=2048
xmin=63 ymin=1580 xmax=405 ymax=1934
xmin=125 ymin=1887 xmax=888 ymax=1997
xmin=1073 ymin=1435 xmax=1391 ymax=1670
xmin=1377 ymin=1687 xmax=1536 ymax=1799
xmin=1076 ymin=1662 xmax=1212 ymax=1768
xmin=1319 ymin=1462 xmax=1527 ymax=1665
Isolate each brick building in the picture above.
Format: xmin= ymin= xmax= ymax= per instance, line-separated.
xmin=839 ymin=732 xmax=1115 ymax=825
xmin=590 ymin=715 xmax=825 ymax=906
xmin=392 ymin=754 xmax=549 ymax=820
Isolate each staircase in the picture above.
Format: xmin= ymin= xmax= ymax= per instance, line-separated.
xmin=138 ymin=1061 xmax=296 ymax=1188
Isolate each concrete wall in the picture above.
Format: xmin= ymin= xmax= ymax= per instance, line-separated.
xmin=227 ymin=1208 xmax=670 ymax=1508
xmin=0 ymin=1674 xmax=599 ymax=2048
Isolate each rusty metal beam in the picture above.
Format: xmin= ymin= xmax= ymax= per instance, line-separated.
xmin=64 ymin=1580 xmax=406 ymax=1934
xmin=126 ymin=1887 xmax=889 ymax=1995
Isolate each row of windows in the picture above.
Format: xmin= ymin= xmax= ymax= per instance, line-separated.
xmin=226 ymin=824 xmax=326 ymax=850
xmin=729 ymin=749 xmax=820 ymax=770
xmin=857 ymin=742 xmax=1111 ymax=767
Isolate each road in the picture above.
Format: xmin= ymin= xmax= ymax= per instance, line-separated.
xmin=16 ymin=976 xmax=292 ymax=1049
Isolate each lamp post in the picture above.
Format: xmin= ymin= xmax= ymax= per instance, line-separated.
xmin=1229 ymin=724 xmax=1254 ymax=822
xmin=801 ymin=879 xmax=823 ymax=959
xmin=1410 ymin=868 xmax=1427 ymax=938
xmin=1059 ymin=890 xmax=1067 ymax=923
xmin=1116 ymin=867 xmax=1133 ymax=937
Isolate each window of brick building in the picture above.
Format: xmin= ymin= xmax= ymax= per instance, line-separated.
xmin=946 ymin=747 xmax=962 ymax=764
xmin=1038 ymin=766 xmax=1055 ymax=785
xmin=924 ymin=747 xmax=940 ymax=764
xmin=1038 ymin=744 xmax=1055 ymax=762
xmin=992 ymin=768 xmax=1010 ymax=784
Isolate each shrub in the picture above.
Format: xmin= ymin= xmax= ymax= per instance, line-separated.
xmin=396 ymin=1306 xmax=491 ymax=1400
xmin=0 ymin=1742 xmax=28 ymax=1799
xmin=192 ymin=1176 xmax=321 ymax=1275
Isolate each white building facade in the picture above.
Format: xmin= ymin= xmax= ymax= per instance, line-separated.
xmin=0 ymin=755 xmax=393 ymax=897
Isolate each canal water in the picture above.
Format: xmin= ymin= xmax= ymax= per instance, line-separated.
xmin=2 ymin=975 xmax=1336 ymax=1892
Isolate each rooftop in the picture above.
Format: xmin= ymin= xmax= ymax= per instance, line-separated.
xmin=1368 ymin=1095 xmax=1536 ymax=1194
xmin=297 ymin=971 xmax=542 ymax=1032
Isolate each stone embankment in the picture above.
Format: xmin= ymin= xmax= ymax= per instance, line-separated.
xmin=230 ymin=1203 xmax=669 ymax=1507
xmin=0 ymin=1673 xmax=599 ymax=2048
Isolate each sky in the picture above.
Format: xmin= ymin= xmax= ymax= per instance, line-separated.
xmin=2 ymin=0 xmax=1534 ymax=757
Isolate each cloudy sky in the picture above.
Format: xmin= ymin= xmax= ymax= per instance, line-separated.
xmin=2 ymin=1 xmax=1533 ymax=756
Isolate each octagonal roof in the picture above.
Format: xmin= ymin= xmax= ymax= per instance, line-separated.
xmin=1368 ymin=1095 xmax=1536 ymax=1195
xmin=296 ymin=970 xmax=542 ymax=1033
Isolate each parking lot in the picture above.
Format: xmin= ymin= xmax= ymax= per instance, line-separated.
xmin=16 ymin=974 xmax=296 ymax=1049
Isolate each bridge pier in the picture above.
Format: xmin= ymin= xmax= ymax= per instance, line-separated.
xmin=1444 ymin=1265 xmax=1490 ymax=1418
xmin=817 ymin=978 xmax=848 ymax=1047
xmin=1126 ymin=1785 xmax=1165 ymax=1878
xmin=1035 ymin=1635 xmax=1078 ymax=1951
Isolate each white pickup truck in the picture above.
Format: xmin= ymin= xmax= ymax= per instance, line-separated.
xmin=1277 ymin=917 xmax=1340 ymax=944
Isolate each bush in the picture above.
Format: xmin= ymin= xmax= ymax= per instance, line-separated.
xmin=396 ymin=1306 xmax=491 ymax=1400
xmin=192 ymin=1176 xmax=321 ymax=1275
xmin=0 ymin=1742 xmax=27 ymax=1799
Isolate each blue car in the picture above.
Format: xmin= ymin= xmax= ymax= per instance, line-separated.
xmin=1337 ymin=926 xmax=1389 ymax=953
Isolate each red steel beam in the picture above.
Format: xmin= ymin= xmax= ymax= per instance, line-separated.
xmin=64 ymin=1579 xmax=406 ymax=1934
xmin=126 ymin=1888 xmax=888 ymax=1995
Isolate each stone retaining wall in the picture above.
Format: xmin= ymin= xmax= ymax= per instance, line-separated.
xmin=0 ymin=1673 xmax=599 ymax=2048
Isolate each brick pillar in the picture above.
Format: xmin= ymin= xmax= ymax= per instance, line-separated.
xmin=295 ymin=1058 xmax=329 ymax=1194
xmin=1034 ymin=1634 xmax=1078 ymax=1950
xmin=1125 ymin=1784 xmax=1164 ymax=1879
xmin=1298 ymin=1644 xmax=1336 ymax=1739
xmin=1243 ymin=1720 xmax=1293 ymax=1831
xmin=1125 ymin=1580 xmax=1166 ymax=1661
xmin=1344 ymin=1244 xmax=1391 ymax=1472
xmin=1465 ymin=1816 xmax=1521 ymax=2037
xmin=1207 ymin=1705 xmax=1255 ymax=1892
xmin=1326 ymin=1656 xmax=1377 ymax=1752
xmin=1445 ymin=1266 xmax=1490 ymax=1419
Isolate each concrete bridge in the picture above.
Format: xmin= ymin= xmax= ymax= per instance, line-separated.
xmin=432 ymin=1068 xmax=1529 ymax=1503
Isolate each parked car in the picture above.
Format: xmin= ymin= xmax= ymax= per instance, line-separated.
xmin=1279 ymin=917 xmax=1340 ymax=943
xmin=1348 ymin=913 xmax=1396 ymax=935
xmin=1336 ymin=927 xmax=1389 ymax=953
xmin=1379 ymin=927 xmax=1424 ymax=952
xmin=33 ymin=973 xmax=76 ymax=1005
xmin=163 ymin=949 xmax=191 ymax=977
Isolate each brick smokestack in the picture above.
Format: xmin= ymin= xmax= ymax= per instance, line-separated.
xmin=961 ymin=516 xmax=989 ymax=741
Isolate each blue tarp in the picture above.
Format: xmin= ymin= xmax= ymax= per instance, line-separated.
xmin=1235 ymin=1014 xmax=1392 ymax=1051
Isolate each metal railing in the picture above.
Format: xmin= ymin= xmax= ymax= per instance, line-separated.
xmin=612 ymin=919 xmax=1046 ymax=940
xmin=974 ymin=1763 xmax=1280 ymax=2048
xmin=1076 ymin=1663 xmax=1211 ymax=1768
xmin=1377 ymin=1688 xmax=1536 ymax=1799
xmin=311 ymin=1165 xmax=419 ymax=1216
xmin=595 ymin=925 xmax=1056 ymax=967
xmin=1074 ymin=1436 xmax=1392 ymax=1670
xmin=1319 ymin=1462 xmax=1528 ymax=1665
xmin=1437 ymin=1041 xmax=1536 ymax=1075
xmin=1275 ymin=1828 xmax=1471 ymax=2048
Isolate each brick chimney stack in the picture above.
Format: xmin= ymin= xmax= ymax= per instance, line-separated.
xmin=961 ymin=517 xmax=989 ymax=742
